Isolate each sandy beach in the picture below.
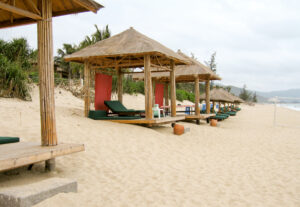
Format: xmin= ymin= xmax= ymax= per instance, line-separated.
xmin=0 ymin=86 xmax=299 ymax=207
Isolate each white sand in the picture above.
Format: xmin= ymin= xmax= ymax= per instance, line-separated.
xmin=0 ymin=86 xmax=299 ymax=207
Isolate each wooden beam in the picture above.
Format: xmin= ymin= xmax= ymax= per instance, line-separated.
xmin=117 ymin=67 xmax=123 ymax=103
xmin=170 ymin=60 xmax=176 ymax=117
xmin=0 ymin=1 xmax=42 ymax=20
xmin=72 ymin=0 xmax=98 ymax=13
xmin=9 ymin=0 xmax=15 ymax=23
xmin=152 ymin=78 xmax=156 ymax=107
xmin=150 ymin=63 xmax=172 ymax=72
xmin=83 ymin=61 xmax=91 ymax=117
xmin=194 ymin=77 xmax=200 ymax=116
xmin=37 ymin=0 xmax=57 ymax=146
xmin=24 ymin=0 xmax=41 ymax=15
xmin=205 ymin=80 xmax=210 ymax=114
xmin=144 ymin=54 xmax=153 ymax=119
xmin=164 ymin=84 xmax=169 ymax=113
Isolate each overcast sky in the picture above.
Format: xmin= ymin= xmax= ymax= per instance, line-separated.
xmin=1 ymin=0 xmax=299 ymax=92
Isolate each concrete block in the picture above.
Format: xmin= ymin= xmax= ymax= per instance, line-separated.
xmin=0 ymin=177 xmax=77 ymax=207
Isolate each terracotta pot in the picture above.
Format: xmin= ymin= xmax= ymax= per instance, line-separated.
xmin=210 ymin=119 xmax=218 ymax=127
xmin=173 ymin=124 xmax=184 ymax=135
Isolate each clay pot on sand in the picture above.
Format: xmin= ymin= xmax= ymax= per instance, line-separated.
xmin=173 ymin=124 xmax=184 ymax=135
xmin=210 ymin=119 xmax=218 ymax=127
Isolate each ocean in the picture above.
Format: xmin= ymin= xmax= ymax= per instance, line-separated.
xmin=278 ymin=103 xmax=300 ymax=111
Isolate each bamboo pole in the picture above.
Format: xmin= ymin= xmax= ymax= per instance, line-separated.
xmin=144 ymin=55 xmax=152 ymax=119
xmin=170 ymin=60 xmax=176 ymax=117
xmin=205 ymin=80 xmax=210 ymax=114
xmin=152 ymin=78 xmax=156 ymax=107
xmin=164 ymin=83 xmax=169 ymax=113
xmin=212 ymin=101 xmax=216 ymax=112
xmin=84 ymin=61 xmax=91 ymax=117
xmin=117 ymin=67 xmax=123 ymax=103
xmin=37 ymin=0 xmax=57 ymax=146
xmin=194 ymin=76 xmax=200 ymax=116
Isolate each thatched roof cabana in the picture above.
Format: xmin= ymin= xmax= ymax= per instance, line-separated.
xmin=225 ymin=92 xmax=245 ymax=103
xmin=132 ymin=50 xmax=221 ymax=82
xmin=0 ymin=0 xmax=103 ymax=28
xmin=65 ymin=27 xmax=188 ymax=124
xmin=0 ymin=0 xmax=102 ymax=172
xmin=131 ymin=50 xmax=221 ymax=118
xmin=200 ymin=88 xmax=234 ymax=103
xmin=65 ymin=27 xmax=189 ymax=68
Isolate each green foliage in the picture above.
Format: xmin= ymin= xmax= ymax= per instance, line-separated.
xmin=0 ymin=38 xmax=36 ymax=71
xmin=0 ymin=54 xmax=31 ymax=100
xmin=112 ymin=75 xmax=144 ymax=95
xmin=224 ymin=86 xmax=232 ymax=92
xmin=176 ymin=89 xmax=195 ymax=102
xmin=239 ymin=84 xmax=252 ymax=101
xmin=55 ymin=25 xmax=111 ymax=80
xmin=252 ymin=92 xmax=257 ymax=103
xmin=205 ymin=52 xmax=217 ymax=87
xmin=79 ymin=25 xmax=111 ymax=49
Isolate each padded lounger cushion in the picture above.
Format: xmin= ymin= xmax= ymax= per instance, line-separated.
xmin=0 ymin=137 xmax=20 ymax=144
xmin=104 ymin=101 xmax=145 ymax=113
xmin=88 ymin=110 xmax=141 ymax=120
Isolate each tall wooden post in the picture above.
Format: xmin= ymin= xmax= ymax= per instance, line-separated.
xmin=164 ymin=83 xmax=169 ymax=113
xmin=152 ymin=78 xmax=156 ymax=107
xmin=37 ymin=0 xmax=57 ymax=146
xmin=170 ymin=60 xmax=176 ymax=117
xmin=83 ymin=61 xmax=91 ymax=117
xmin=144 ymin=55 xmax=153 ymax=119
xmin=117 ymin=67 xmax=123 ymax=103
xmin=212 ymin=101 xmax=216 ymax=112
xmin=205 ymin=80 xmax=210 ymax=114
xmin=194 ymin=76 xmax=200 ymax=116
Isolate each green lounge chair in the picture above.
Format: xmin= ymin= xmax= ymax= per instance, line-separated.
xmin=0 ymin=137 xmax=20 ymax=144
xmin=104 ymin=101 xmax=145 ymax=116
xmin=88 ymin=110 xmax=142 ymax=120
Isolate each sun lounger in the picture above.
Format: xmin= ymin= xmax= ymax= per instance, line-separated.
xmin=104 ymin=101 xmax=145 ymax=116
xmin=0 ymin=137 xmax=20 ymax=144
xmin=88 ymin=110 xmax=142 ymax=120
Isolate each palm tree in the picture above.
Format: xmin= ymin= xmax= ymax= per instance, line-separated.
xmin=55 ymin=25 xmax=111 ymax=84
xmin=55 ymin=44 xmax=77 ymax=84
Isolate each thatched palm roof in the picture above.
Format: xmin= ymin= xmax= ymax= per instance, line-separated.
xmin=64 ymin=27 xmax=189 ymax=68
xmin=0 ymin=0 xmax=103 ymax=29
xmin=200 ymin=88 xmax=235 ymax=103
xmin=227 ymin=93 xmax=245 ymax=103
xmin=131 ymin=50 xmax=221 ymax=82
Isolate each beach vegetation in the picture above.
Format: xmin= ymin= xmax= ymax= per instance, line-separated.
xmin=239 ymin=84 xmax=252 ymax=101
xmin=0 ymin=38 xmax=35 ymax=100
xmin=252 ymin=92 xmax=257 ymax=102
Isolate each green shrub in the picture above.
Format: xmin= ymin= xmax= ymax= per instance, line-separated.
xmin=0 ymin=55 xmax=31 ymax=100
xmin=176 ymin=89 xmax=195 ymax=102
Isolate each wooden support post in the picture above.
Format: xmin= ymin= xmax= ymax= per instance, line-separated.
xmin=144 ymin=55 xmax=153 ymax=119
xmin=152 ymin=78 xmax=156 ymax=107
xmin=37 ymin=0 xmax=57 ymax=146
xmin=164 ymin=83 xmax=169 ymax=113
xmin=117 ymin=67 xmax=123 ymax=103
xmin=212 ymin=101 xmax=216 ymax=112
xmin=83 ymin=61 xmax=91 ymax=117
xmin=45 ymin=158 xmax=55 ymax=171
xmin=170 ymin=60 xmax=176 ymax=117
xmin=205 ymin=80 xmax=210 ymax=114
xmin=194 ymin=76 xmax=200 ymax=115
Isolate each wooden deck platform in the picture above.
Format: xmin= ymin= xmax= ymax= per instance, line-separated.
xmin=0 ymin=142 xmax=84 ymax=172
xmin=184 ymin=113 xmax=216 ymax=121
xmin=108 ymin=116 xmax=185 ymax=126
